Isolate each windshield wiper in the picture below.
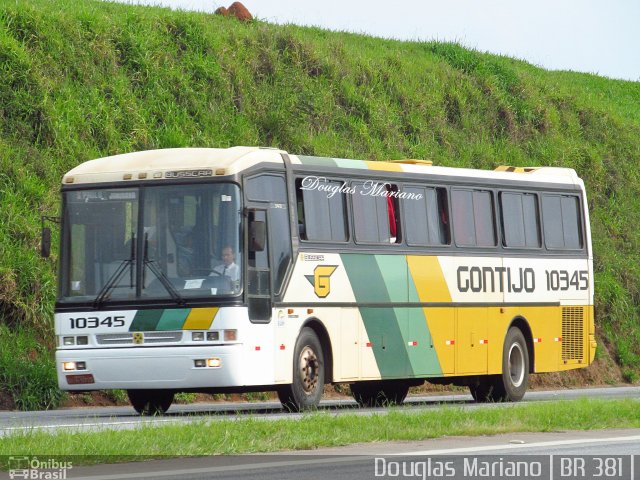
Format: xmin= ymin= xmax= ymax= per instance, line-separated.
xmin=93 ymin=233 xmax=136 ymax=308
xmin=143 ymin=233 xmax=185 ymax=306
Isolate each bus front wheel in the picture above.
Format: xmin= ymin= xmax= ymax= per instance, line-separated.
xmin=127 ymin=389 xmax=174 ymax=415
xmin=278 ymin=327 xmax=325 ymax=412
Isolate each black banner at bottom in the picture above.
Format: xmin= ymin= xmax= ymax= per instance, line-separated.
xmin=0 ymin=454 xmax=636 ymax=480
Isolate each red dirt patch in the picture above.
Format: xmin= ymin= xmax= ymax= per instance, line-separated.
xmin=215 ymin=2 xmax=253 ymax=22
xmin=62 ymin=391 xmax=128 ymax=408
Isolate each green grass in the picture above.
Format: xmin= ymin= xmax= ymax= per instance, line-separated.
xmin=0 ymin=324 xmax=64 ymax=410
xmin=0 ymin=398 xmax=638 ymax=467
xmin=0 ymin=0 xmax=640 ymax=408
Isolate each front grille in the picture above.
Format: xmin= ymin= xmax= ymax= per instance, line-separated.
xmin=562 ymin=307 xmax=584 ymax=361
xmin=96 ymin=331 xmax=183 ymax=345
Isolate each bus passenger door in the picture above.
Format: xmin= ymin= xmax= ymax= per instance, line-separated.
xmin=247 ymin=208 xmax=291 ymax=384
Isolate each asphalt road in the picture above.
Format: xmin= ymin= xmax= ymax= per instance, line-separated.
xmin=4 ymin=428 xmax=639 ymax=480
xmin=1 ymin=387 xmax=639 ymax=480
xmin=1 ymin=385 xmax=638 ymax=437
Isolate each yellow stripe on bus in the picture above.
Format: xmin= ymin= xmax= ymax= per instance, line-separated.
xmin=183 ymin=307 xmax=219 ymax=330
xmin=407 ymin=256 xmax=452 ymax=302
xmin=406 ymin=256 xmax=455 ymax=375
xmin=365 ymin=161 xmax=403 ymax=172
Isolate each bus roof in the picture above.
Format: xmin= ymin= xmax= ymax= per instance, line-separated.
xmin=62 ymin=146 xmax=582 ymax=187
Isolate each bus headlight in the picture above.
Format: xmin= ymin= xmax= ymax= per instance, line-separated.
xmin=207 ymin=357 xmax=222 ymax=368
xmin=62 ymin=336 xmax=89 ymax=346
xmin=192 ymin=332 xmax=205 ymax=341
xmin=63 ymin=362 xmax=77 ymax=371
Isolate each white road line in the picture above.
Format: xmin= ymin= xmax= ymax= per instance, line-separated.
xmin=400 ymin=434 xmax=640 ymax=455
xmin=66 ymin=434 xmax=640 ymax=480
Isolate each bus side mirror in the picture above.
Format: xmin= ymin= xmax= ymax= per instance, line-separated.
xmin=249 ymin=221 xmax=266 ymax=252
xmin=41 ymin=227 xmax=52 ymax=258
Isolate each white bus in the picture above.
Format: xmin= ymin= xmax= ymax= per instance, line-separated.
xmin=47 ymin=147 xmax=595 ymax=413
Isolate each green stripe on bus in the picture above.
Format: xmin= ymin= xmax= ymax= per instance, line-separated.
xmin=407 ymin=262 xmax=420 ymax=303
xmin=129 ymin=309 xmax=163 ymax=331
xmin=297 ymin=155 xmax=338 ymax=167
xmin=360 ymin=307 xmax=410 ymax=377
xmin=341 ymin=254 xmax=413 ymax=378
xmin=156 ymin=308 xmax=191 ymax=331
xmin=405 ymin=270 xmax=443 ymax=375
xmin=405 ymin=308 xmax=443 ymax=376
xmin=374 ymin=255 xmax=408 ymax=302
xmin=341 ymin=254 xmax=390 ymax=303
xmin=334 ymin=158 xmax=368 ymax=169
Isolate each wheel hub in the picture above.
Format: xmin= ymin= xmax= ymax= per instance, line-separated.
xmin=508 ymin=342 xmax=525 ymax=387
xmin=299 ymin=346 xmax=319 ymax=395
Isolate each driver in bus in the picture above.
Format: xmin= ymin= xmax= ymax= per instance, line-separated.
xmin=210 ymin=246 xmax=240 ymax=290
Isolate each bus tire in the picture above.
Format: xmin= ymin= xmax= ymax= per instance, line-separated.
xmin=498 ymin=327 xmax=529 ymax=401
xmin=351 ymin=380 xmax=409 ymax=407
xmin=278 ymin=327 xmax=324 ymax=412
xmin=127 ymin=389 xmax=174 ymax=415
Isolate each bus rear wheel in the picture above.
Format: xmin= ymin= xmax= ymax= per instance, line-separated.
xmin=127 ymin=389 xmax=174 ymax=415
xmin=278 ymin=327 xmax=325 ymax=412
xmin=350 ymin=380 xmax=409 ymax=407
xmin=469 ymin=327 xmax=529 ymax=402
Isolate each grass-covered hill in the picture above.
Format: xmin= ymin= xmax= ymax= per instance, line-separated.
xmin=1 ymin=0 xmax=639 ymax=409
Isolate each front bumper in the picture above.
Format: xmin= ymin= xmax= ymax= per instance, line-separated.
xmin=56 ymin=345 xmax=245 ymax=390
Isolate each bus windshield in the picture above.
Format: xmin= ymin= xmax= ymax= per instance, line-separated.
xmin=59 ymin=183 xmax=242 ymax=304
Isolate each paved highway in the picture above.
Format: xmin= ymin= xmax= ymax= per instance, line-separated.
xmin=1 ymin=387 xmax=638 ymax=480
xmin=0 ymin=386 xmax=638 ymax=437
xmin=4 ymin=428 xmax=638 ymax=480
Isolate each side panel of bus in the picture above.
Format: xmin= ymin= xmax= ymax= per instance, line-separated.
xmin=282 ymin=251 xmax=592 ymax=383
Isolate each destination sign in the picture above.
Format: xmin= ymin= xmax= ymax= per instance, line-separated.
xmin=165 ymin=169 xmax=213 ymax=179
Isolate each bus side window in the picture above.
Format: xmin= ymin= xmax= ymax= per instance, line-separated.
xmin=295 ymin=177 xmax=348 ymax=242
xmin=403 ymin=186 xmax=450 ymax=246
xmin=352 ymin=181 xmax=400 ymax=244
xmin=500 ymin=192 xmax=541 ymax=248
xmin=541 ymin=194 xmax=583 ymax=250
xmin=452 ymin=188 xmax=496 ymax=247
xmin=386 ymin=185 xmax=400 ymax=243
xmin=296 ymin=189 xmax=307 ymax=240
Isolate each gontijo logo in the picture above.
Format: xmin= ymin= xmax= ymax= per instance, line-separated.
xmin=305 ymin=265 xmax=338 ymax=298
